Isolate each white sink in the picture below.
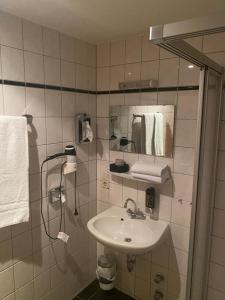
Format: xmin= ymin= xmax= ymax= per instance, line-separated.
xmin=87 ymin=206 xmax=169 ymax=254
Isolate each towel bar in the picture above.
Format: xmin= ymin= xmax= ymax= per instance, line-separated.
xmin=23 ymin=114 xmax=33 ymax=124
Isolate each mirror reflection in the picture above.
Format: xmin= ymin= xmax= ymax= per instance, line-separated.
xmin=109 ymin=105 xmax=175 ymax=157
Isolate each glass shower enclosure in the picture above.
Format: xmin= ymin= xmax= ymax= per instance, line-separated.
xmin=150 ymin=14 xmax=224 ymax=300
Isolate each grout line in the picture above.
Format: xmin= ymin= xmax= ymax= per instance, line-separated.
xmin=0 ymin=79 xmax=199 ymax=95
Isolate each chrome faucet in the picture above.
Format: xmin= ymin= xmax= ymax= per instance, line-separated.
xmin=124 ymin=198 xmax=146 ymax=220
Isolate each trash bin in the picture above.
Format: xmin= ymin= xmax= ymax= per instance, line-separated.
xmin=96 ymin=254 xmax=117 ymax=291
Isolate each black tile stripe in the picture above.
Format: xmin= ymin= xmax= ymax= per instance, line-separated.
xmin=0 ymin=79 xmax=199 ymax=95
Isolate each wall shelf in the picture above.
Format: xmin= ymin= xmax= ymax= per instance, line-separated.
xmin=106 ymin=170 xmax=168 ymax=185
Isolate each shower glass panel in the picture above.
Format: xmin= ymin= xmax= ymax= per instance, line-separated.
xmin=188 ymin=68 xmax=223 ymax=300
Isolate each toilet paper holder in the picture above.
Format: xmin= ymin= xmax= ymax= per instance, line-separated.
xmin=75 ymin=113 xmax=93 ymax=144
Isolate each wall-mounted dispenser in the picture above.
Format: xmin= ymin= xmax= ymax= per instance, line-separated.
xmin=76 ymin=113 xmax=93 ymax=144
xmin=146 ymin=187 xmax=155 ymax=212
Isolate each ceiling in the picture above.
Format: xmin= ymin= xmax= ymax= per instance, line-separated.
xmin=0 ymin=0 xmax=225 ymax=43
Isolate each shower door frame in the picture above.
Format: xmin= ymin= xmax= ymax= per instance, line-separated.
xmin=188 ymin=67 xmax=223 ymax=299
xmin=149 ymin=15 xmax=224 ymax=300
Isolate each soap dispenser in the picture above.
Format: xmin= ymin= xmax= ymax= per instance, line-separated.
xmin=146 ymin=187 xmax=156 ymax=218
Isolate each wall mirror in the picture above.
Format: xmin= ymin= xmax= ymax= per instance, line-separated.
xmin=109 ymin=105 xmax=175 ymax=157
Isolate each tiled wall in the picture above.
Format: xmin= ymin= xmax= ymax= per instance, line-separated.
xmin=0 ymin=11 xmax=97 ymax=300
xmin=204 ymin=33 xmax=225 ymax=300
xmin=96 ymin=34 xmax=200 ymax=300
xmin=96 ymin=32 xmax=225 ymax=300
xmin=1 ymin=7 xmax=225 ymax=300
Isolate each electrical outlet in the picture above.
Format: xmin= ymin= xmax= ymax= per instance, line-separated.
xmin=102 ymin=173 xmax=110 ymax=189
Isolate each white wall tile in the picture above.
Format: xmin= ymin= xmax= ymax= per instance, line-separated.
xmin=109 ymin=183 xmax=123 ymax=206
xmin=60 ymin=34 xmax=75 ymax=62
xmin=29 ymin=144 xmax=46 ymax=173
xmin=46 ymin=117 xmax=62 ymax=144
xmin=43 ymin=28 xmax=60 ymax=58
xmin=74 ymin=39 xmax=88 ymax=65
xmin=219 ymin=121 xmax=225 ymax=151
xmin=141 ymin=60 xmax=159 ymax=80
xmin=168 ymin=270 xmax=187 ymax=298
xmin=45 ymin=90 xmax=61 ymax=117
xmin=203 ymin=32 xmax=225 ymax=53
xmin=28 ymin=117 xmax=46 ymax=146
xmin=1 ymin=46 xmax=24 ymax=81
xmin=159 ymin=58 xmax=179 ymax=87
xmin=15 ymin=282 xmax=34 ymax=300
xmin=171 ymin=199 xmax=191 ymax=227
xmin=0 ymin=240 xmax=13 ymax=272
xmin=125 ymin=63 xmax=141 ymax=81
xmin=185 ymin=36 xmax=203 ymax=51
xmin=215 ymin=180 xmax=225 ymax=210
xmin=110 ymin=40 xmax=125 ymax=65
xmin=213 ymin=208 xmax=225 ymax=238
xmin=23 ymin=20 xmax=43 ymax=54
xmin=14 ymin=257 xmax=33 ymax=289
xmin=175 ymin=120 xmax=197 ymax=147
xmin=158 ymin=195 xmax=172 ymax=222
xmin=211 ymin=236 xmax=225 ymax=266
xmin=24 ymin=52 xmax=44 ymax=84
xmin=170 ymin=223 xmax=190 ymax=251
xmin=97 ymin=43 xmax=110 ymax=67
xmin=62 ymin=117 xmax=75 ymax=142
xmin=3 ymin=85 xmax=26 ymax=116
xmin=0 ymin=267 xmax=14 ymax=299
xmin=88 ymin=67 xmax=96 ymax=91
xmin=110 ymin=65 xmax=124 ymax=90
xmin=208 ymin=263 xmax=225 ymax=293
xmin=0 ymin=12 xmax=22 ymax=49
xmin=87 ymin=43 xmax=96 ymax=67
xmin=62 ymin=91 xmax=75 ymax=117
xmin=179 ymin=59 xmax=200 ymax=86
xmin=207 ymin=288 xmax=225 ymax=300
xmin=34 ymin=270 xmax=51 ymax=299
xmin=169 ymin=248 xmax=188 ymax=276
xmin=125 ymin=36 xmax=141 ymax=63
xmin=177 ymin=91 xmax=198 ymax=120
xmin=174 ymin=147 xmax=195 ymax=175
xmin=173 ymin=173 xmax=193 ymax=202
xmin=44 ymin=56 xmax=60 ymax=86
xmin=97 ymin=95 xmax=109 ymax=117
xmin=158 ymin=91 xmax=177 ymax=105
xmin=76 ymin=64 xmax=88 ymax=89
xmin=61 ymin=60 xmax=75 ymax=88
xmin=217 ymin=151 xmax=225 ymax=181
xmin=97 ymin=67 xmax=110 ymax=91
xmin=26 ymin=87 xmax=45 ymax=117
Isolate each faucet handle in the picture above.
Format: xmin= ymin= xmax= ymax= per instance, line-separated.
xmin=126 ymin=208 xmax=135 ymax=218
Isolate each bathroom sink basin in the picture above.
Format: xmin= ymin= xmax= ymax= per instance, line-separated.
xmin=87 ymin=206 xmax=169 ymax=254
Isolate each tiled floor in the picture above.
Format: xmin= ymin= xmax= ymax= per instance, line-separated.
xmin=74 ymin=280 xmax=135 ymax=300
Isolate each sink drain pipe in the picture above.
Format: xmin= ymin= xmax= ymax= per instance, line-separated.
xmin=127 ymin=254 xmax=136 ymax=272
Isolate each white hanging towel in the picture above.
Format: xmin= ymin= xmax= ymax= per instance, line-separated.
xmin=0 ymin=116 xmax=29 ymax=228
xmin=154 ymin=112 xmax=165 ymax=156
xmin=144 ymin=113 xmax=155 ymax=155
xmin=82 ymin=121 xmax=93 ymax=142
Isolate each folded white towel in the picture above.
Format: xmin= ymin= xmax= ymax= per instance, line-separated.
xmin=0 ymin=116 xmax=29 ymax=228
xmin=131 ymin=161 xmax=169 ymax=177
xmin=131 ymin=171 xmax=169 ymax=184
